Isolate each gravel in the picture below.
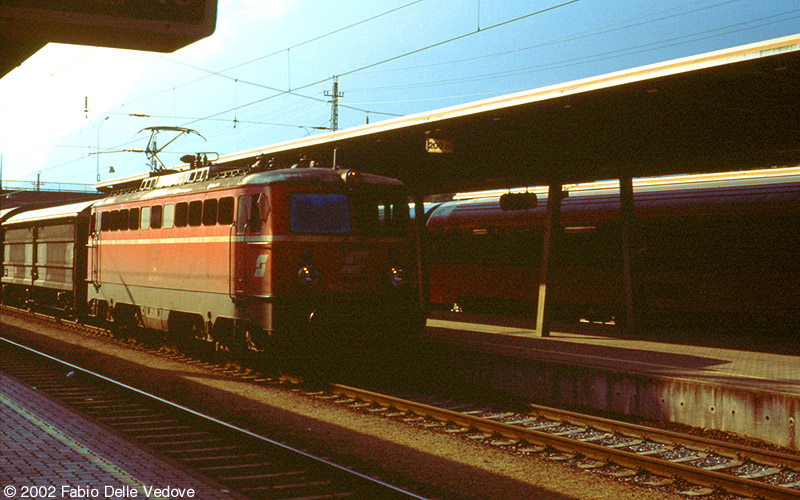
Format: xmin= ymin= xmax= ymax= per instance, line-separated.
xmin=3 ymin=315 xmax=695 ymax=500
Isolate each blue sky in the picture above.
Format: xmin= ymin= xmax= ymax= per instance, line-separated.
xmin=1 ymin=0 xmax=799 ymax=188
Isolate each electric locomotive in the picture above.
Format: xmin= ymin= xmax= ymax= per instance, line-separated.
xmin=87 ymin=159 xmax=422 ymax=351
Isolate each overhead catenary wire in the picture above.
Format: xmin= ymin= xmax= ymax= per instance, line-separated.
xmin=19 ymin=0 xmax=796 ymax=183
xmin=123 ymin=0 xmax=430 ymax=108
xmin=175 ymin=0 xmax=584 ymax=129
xmin=348 ymin=8 xmax=800 ymax=98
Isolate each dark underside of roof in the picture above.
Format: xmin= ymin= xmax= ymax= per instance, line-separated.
xmin=232 ymin=46 xmax=800 ymax=195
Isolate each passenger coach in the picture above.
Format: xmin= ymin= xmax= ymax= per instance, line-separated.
xmin=2 ymin=200 xmax=95 ymax=317
xmin=426 ymin=168 xmax=800 ymax=329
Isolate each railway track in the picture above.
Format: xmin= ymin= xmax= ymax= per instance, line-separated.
xmin=316 ymin=385 xmax=800 ymax=500
xmin=0 ymin=337 xmax=429 ymax=500
xmin=6 ymin=305 xmax=800 ymax=498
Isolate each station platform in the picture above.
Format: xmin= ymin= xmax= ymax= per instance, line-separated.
xmin=421 ymin=312 xmax=800 ymax=451
xmin=0 ymin=372 xmax=238 ymax=500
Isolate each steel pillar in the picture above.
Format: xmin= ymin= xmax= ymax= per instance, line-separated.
xmin=535 ymin=183 xmax=564 ymax=337
xmin=619 ymin=176 xmax=635 ymax=332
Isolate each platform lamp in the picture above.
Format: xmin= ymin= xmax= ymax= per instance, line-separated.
xmin=96 ymin=116 xmax=109 ymax=182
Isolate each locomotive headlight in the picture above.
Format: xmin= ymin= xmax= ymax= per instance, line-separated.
xmin=295 ymin=264 xmax=320 ymax=288
xmin=387 ymin=265 xmax=407 ymax=287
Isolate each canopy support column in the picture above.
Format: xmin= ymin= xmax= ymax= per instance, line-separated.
xmin=620 ymin=176 xmax=635 ymax=333
xmin=413 ymin=194 xmax=429 ymax=315
xmin=535 ymin=182 xmax=564 ymax=337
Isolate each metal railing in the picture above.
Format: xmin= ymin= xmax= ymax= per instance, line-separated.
xmin=0 ymin=179 xmax=97 ymax=193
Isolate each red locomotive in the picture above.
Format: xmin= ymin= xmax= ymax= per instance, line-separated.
xmin=86 ymin=160 xmax=421 ymax=350
xmin=2 ymin=153 xmax=422 ymax=352
xmin=425 ymin=168 xmax=800 ymax=329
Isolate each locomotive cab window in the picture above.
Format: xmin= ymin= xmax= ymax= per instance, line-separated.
xmin=236 ymin=195 xmax=248 ymax=234
xmin=249 ymin=193 xmax=268 ymax=233
xmin=290 ymin=193 xmax=350 ymax=234
xmin=352 ymin=194 xmax=408 ymax=235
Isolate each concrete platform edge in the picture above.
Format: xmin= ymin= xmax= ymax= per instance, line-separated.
xmin=424 ymin=335 xmax=800 ymax=450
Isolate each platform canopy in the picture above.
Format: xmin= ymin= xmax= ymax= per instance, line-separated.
xmin=0 ymin=0 xmax=217 ymax=78
xmin=215 ymin=34 xmax=800 ymax=195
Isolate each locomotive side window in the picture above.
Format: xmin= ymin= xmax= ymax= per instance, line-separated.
xmin=118 ymin=209 xmax=129 ymax=230
xmin=151 ymin=205 xmax=163 ymax=229
xmin=290 ymin=193 xmax=350 ymax=234
xmin=163 ymin=203 xmax=175 ymax=229
xmin=218 ymin=197 xmax=234 ymax=225
xmin=129 ymin=208 xmax=139 ymax=230
xmin=203 ymin=199 xmax=218 ymax=226
xmin=188 ymin=200 xmax=203 ymax=226
xmin=141 ymin=206 xmax=151 ymax=230
xmin=101 ymin=211 xmax=111 ymax=231
xmin=175 ymin=202 xmax=188 ymax=227
xmin=110 ymin=210 xmax=121 ymax=231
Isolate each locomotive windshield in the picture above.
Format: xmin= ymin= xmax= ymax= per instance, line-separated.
xmin=290 ymin=193 xmax=351 ymax=234
xmin=352 ymin=194 xmax=408 ymax=236
xmin=289 ymin=191 xmax=408 ymax=236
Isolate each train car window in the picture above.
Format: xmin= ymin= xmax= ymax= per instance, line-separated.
xmin=218 ymin=197 xmax=234 ymax=225
xmin=203 ymin=199 xmax=218 ymax=226
xmin=236 ymin=195 xmax=248 ymax=234
xmin=151 ymin=205 xmax=163 ymax=229
xmin=129 ymin=208 xmax=139 ymax=230
xmin=188 ymin=200 xmax=203 ymax=226
xmin=100 ymin=211 xmax=111 ymax=232
xmin=163 ymin=203 xmax=175 ymax=229
xmin=118 ymin=209 xmax=129 ymax=231
xmin=175 ymin=202 xmax=188 ymax=227
xmin=290 ymin=193 xmax=350 ymax=234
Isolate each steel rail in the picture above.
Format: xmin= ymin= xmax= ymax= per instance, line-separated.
xmin=330 ymin=384 xmax=800 ymax=500
xmin=0 ymin=337 xmax=430 ymax=500
xmin=6 ymin=304 xmax=800 ymax=498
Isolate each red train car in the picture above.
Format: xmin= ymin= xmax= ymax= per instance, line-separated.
xmin=88 ymin=163 xmax=421 ymax=350
xmin=425 ymin=168 xmax=800 ymax=328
